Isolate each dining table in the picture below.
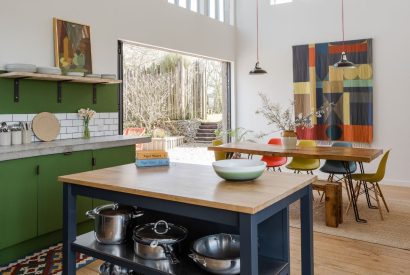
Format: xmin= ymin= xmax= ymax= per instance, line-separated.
xmin=208 ymin=142 xmax=383 ymax=223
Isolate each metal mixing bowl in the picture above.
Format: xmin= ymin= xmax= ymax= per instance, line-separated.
xmin=189 ymin=233 xmax=240 ymax=274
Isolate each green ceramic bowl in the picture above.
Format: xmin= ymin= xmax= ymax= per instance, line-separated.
xmin=212 ymin=159 xmax=266 ymax=181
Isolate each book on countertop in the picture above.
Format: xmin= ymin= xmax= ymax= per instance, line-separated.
xmin=136 ymin=150 xmax=168 ymax=160
xmin=135 ymin=158 xmax=170 ymax=167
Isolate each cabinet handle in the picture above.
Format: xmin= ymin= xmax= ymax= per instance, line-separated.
xmin=63 ymin=152 xmax=73 ymax=156
xmin=36 ymin=165 xmax=40 ymax=175
xmin=92 ymin=157 xmax=96 ymax=167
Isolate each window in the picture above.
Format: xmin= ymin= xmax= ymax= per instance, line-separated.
xmin=168 ymin=0 xmax=234 ymax=25
xmin=270 ymin=0 xmax=293 ymax=5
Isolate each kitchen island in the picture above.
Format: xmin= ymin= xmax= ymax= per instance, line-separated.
xmin=59 ymin=163 xmax=316 ymax=275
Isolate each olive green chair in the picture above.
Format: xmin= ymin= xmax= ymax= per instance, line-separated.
xmin=286 ymin=140 xmax=320 ymax=174
xmin=212 ymin=139 xmax=227 ymax=161
xmin=348 ymin=150 xmax=391 ymax=220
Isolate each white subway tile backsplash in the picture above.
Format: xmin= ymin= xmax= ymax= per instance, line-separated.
xmin=0 ymin=114 xmax=12 ymax=122
xmin=60 ymin=120 xmax=73 ymax=127
xmin=2 ymin=112 xmax=118 ymax=141
xmin=66 ymin=113 xmax=78 ymax=119
xmin=12 ymin=114 xmax=28 ymax=121
xmin=54 ymin=113 xmax=67 ymax=120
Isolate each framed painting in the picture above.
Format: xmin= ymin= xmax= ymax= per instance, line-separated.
xmin=53 ymin=18 xmax=92 ymax=74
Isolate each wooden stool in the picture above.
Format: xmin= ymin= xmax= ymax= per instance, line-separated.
xmin=312 ymin=180 xmax=343 ymax=228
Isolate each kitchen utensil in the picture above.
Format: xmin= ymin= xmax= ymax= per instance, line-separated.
xmin=1 ymin=122 xmax=8 ymax=132
xmin=36 ymin=66 xmax=62 ymax=75
xmin=189 ymin=233 xmax=240 ymax=274
xmin=132 ymin=220 xmax=187 ymax=264
xmin=66 ymin=71 xmax=85 ymax=77
xmin=32 ymin=112 xmax=60 ymax=142
xmin=5 ymin=63 xmax=37 ymax=73
xmin=86 ymin=204 xmax=143 ymax=245
xmin=212 ymin=159 xmax=266 ymax=181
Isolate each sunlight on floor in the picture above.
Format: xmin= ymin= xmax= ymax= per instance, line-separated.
xmin=167 ymin=143 xmax=215 ymax=165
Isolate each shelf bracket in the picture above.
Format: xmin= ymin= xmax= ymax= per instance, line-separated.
xmin=92 ymin=84 xmax=97 ymax=104
xmin=13 ymin=77 xmax=27 ymax=103
xmin=57 ymin=80 xmax=70 ymax=103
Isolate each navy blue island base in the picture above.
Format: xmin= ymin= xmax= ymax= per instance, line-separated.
xmin=60 ymin=163 xmax=314 ymax=275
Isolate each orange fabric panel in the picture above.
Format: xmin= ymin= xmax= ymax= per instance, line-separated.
xmin=309 ymin=47 xmax=316 ymax=67
xmin=342 ymin=125 xmax=373 ymax=143
xmin=329 ymin=43 xmax=368 ymax=54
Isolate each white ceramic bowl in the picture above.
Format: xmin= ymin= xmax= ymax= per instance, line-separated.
xmin=212 ymin=159 xmax=266 ymax=181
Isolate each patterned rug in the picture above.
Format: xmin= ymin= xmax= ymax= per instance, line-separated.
xmin=0 ymin=243 xmax=94 ymax=275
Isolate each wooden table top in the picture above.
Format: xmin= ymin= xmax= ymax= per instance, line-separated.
xmin=59 ymin=163 xmax=316 ymax=214
xmin=208 ymin=142 xmax=383 ymax=163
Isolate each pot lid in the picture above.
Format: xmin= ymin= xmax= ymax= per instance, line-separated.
xmin=133 ymin=220 xmax=187 ymax=245
xmin=94 ymin=204 xmax=136 ymax=216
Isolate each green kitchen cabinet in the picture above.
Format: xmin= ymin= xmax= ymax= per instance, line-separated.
xmin=0 ymin=158 xmax=38 ymax=249
xmin=92 ymin=145 xmax=136 ymax=207
xmin=37 ymin=151 xmax=93 ymax=235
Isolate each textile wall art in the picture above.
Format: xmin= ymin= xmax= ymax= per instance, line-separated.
xmin=292 ymin=39 xmax=373 ymax=143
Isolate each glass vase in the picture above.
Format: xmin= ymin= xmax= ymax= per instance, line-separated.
xmin=83 ymin=121 xmax=91 ymax=139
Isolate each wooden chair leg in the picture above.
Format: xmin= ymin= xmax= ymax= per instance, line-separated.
xmin=343 ymin=177 xmax=352 ymax=203
xmin=376 ymin=182 xmax=390 ymax=212
xmin=372 ymin=183 xmax=384 ymax=220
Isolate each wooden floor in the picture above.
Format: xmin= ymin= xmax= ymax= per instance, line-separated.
xmin=77 ymin=226 xmax=410 ymax=275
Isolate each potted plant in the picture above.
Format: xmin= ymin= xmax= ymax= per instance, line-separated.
xmin=255 ymin=93 xmax=331 ymax=149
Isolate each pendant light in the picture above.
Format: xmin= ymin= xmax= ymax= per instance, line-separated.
xmin=250 ymin=0 xmax=267 ymax=74
xmin=334 ymin=0 xmax=356 ymax=68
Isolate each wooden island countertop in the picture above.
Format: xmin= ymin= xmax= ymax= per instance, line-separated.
xmin=59 ymin=163 xmax=316 ymax=214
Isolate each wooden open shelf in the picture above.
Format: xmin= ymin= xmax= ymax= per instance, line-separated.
xmin=0 ymin=72 xmax=122 ymax=104
xmin=0 ymin=71 xmax=122 ymax=84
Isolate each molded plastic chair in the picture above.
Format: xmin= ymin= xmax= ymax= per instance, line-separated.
xmin=320 ymin=142 xmax=357 ymax=175
xmin=212 ymin=139 xmax=227 ymax=161
xmin=261 ymin=138 xmax=287 ymax=172
xmin=349 ymin=150 xmax=391 ymax=220
xmin=286 ymin=140 xmax=320 ymax=174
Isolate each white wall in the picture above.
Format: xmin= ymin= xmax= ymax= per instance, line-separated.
xmin=0 ymin=0 xmax=235 ymax=73
xmin=235 ymin=0 xmax=410 ymax=185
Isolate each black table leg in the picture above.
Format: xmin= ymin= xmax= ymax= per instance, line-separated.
xmin=343 ymin=162 xmax=367 ymax=223
xmin=63 ymin=184 xmax=77 ymax=275
xmin=358 ymin=162 xmax=377 ymax=209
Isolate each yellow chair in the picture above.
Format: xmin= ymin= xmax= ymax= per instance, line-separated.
xmin=212 ymin=139 xmax=227 ymax=161
xmin=349 ymin=150 xmax=391 ymax=220
xmin=286 ymin=140 xmax=320 ymax=174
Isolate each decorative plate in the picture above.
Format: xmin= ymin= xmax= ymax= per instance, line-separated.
xmin=32 ymin=112 xmax=60 ymax=142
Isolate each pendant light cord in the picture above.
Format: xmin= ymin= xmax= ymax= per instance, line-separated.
xmin=256 ymin=0 xmax=259 ymax=62
xmin=342 ymin=0 xmax=345 ymax=48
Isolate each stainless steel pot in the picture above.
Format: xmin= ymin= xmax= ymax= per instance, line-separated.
xmin=189 ymin=233 xmax=240 ymax=274
xmin=98 ymin=262 xmax=133 ymax=275
xmin=86 ymin=203 xmax=143 ymax=244
xmin=132 ymin=220 xmax=188 ymax=264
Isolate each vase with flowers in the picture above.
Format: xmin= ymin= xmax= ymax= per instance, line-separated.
xmin=255 ymin=93 xmax=332 ymax=149
xmin=78 ymin=108 xmax=96 ymax=139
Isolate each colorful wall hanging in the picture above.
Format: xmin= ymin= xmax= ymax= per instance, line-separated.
xmin=53 ymin=18 xmax=92 ymax=74
xmin=292 ymin=39 xmax=373 ymax=143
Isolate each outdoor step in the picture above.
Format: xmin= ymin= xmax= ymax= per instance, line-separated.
xmin=194 ymin=140 xmax=213 ymax=144
xmin=200 ymin=122 xmax=219 ymax=125
xmin=196 ymin=133 xmax=216 ymax=138
xmin=197 ymin=129 xmax=216 ymax=133
xmin=194 ymin=137 xmax=216 ymax=142
xmin=199 ymin=125 xmax=218 ymax=130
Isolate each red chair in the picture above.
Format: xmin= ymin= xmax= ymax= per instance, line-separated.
xmin=261 ymin=138 xmax=287 ymax=172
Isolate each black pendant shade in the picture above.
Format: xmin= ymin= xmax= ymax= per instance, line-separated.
xmin=334 ymin=0 xmax=356 ymax=69
xmin=249 ymin=62 xmax=267 ymax=74
xmin=250 ymin=0 xmax=267 ymax=75
xmin=334 ymin=52 xmax=356 ymax=68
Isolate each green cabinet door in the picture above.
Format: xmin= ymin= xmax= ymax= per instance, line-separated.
xmin=0 ymin=158 xmax=38 ymax=249
xmin=92 ymin=145 xmax=135 ymax=207
xmin=38 ymin=151 xmax=93 ymax=235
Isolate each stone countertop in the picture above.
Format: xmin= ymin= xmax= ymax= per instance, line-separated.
xmin=0 ymin=135 xmax=151 ymax=161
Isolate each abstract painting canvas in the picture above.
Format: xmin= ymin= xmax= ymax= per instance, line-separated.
xmin=292 ymin=39 xmax=373 ymax=143
xmin=53 ymin=18 xmax=92 ymax=74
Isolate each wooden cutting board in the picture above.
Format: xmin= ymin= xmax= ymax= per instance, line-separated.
xmin=32 ymin=112 xmax=60 ymax=142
